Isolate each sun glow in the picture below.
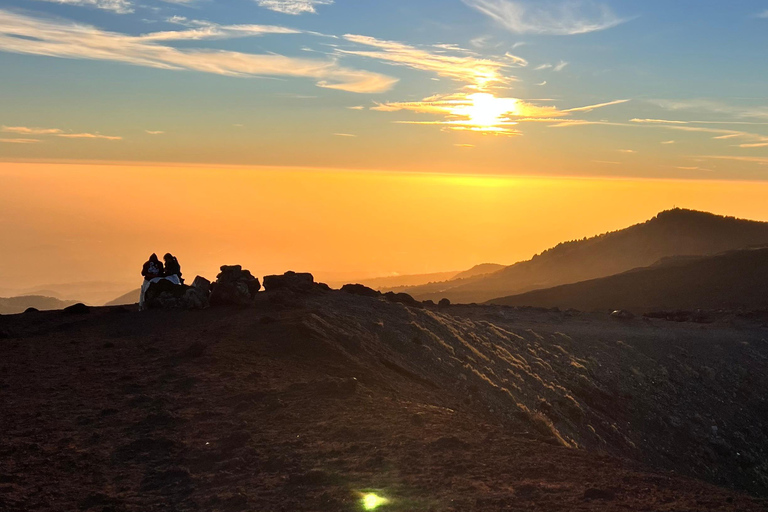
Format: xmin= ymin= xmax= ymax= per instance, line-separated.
xmin=450 ymin=92 xmax=520 ymax=133
xmin=362 ymin=493 xmax=389 ymax=510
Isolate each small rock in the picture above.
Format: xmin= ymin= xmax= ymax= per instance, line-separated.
xmin=64 ymin=303 xmax=90 ymax=315
xmin=383 ymin=292 xmax=424 ymax=309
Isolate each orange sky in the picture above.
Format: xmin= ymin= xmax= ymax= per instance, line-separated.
xmin=3 ymin=161 xmax=768 ymax=296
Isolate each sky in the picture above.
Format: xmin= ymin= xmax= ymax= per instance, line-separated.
xmin=1 ymin=0 xmax=768 ymax=297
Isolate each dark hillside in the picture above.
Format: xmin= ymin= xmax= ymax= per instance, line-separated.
xmin=0 ymin=295 xmax=77 ymax=314
xmin=401 ymin=209 xmax=768 ymax=303
xmin=489 ymin=246 xmax=768 ymax=312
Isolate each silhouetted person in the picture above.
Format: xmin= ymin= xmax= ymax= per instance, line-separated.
xmin=163 ymin=253 xmax=183 ymax=285
xmin=140 ymin=253 xmax=164 ymax=310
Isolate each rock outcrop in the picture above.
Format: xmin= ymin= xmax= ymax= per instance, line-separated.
xmin=263 ymin=271 xmax=318 ymax=293
xmin=340 ymin=284 xmax=380 ymax=298
xmin=145 ymin=276 xmax=211 ymax=310
xmin=210 ymin=266 xmax=261 ymax=306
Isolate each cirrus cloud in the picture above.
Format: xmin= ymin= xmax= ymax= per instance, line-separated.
xmin=0 ymin=10 xmax=397 ymax=94
xmin=31 ymin=0 xmax=133 ymax=14
xmin=463 ymin=0 xmax=630 ymax=35
xmin=256 ymin=0 xmax=333 ymax=15
xmin=340 ymin=34 xmax=512 ymax=89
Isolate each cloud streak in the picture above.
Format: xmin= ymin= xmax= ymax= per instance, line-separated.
xmin=463 ymin=0 xmax=629 ymax=35
xmin=31 ymin=0 xmax=133 ymax=14
xmin=57 ymin=133 xmax=122 ymax=140
xmin=0 ymin=138 xmax=40 ymax=143
xmin=340 ymin=34 xmax=511 ymax=89
xmin=0 ymin=10 xmax=397 ymax=94
xmin=2 ymin=125 xmax=63 ymax=135
xmin=256 ymin=0 xmax=333 ymax=15
xmin=372 ymin=93 xmax=627 ymax=136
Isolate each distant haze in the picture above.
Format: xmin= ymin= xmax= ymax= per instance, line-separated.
xmin=4 ymin=162 xmax=768 ymax=301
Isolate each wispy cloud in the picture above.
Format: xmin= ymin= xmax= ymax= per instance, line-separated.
xmin=145 ymin=130 xmax=165 ymax=135
xmin=535 ymin=60 xmax=568 ymax=71
xmin=650 ymin=99 xmax=768 ymax=120
xmin=661 ymin=140 xmax=675 ymax=144
xmin=256 ymin=0 xmax=333 ymax=15
xmin=139 ymin=22 xmax=301 ymax=42
xmin=631 ymin=118 xmax=687 ymax=124
xmin=504 ymin=52 xmax=528 ymax=66
xmin=340 ymin=34 xmax=511 ymax=89
xmin=372 ymin=93 xmax=627 ymax=136
xmin=3 ymin=125 xmax=120 ymax=140
xmin=630 ymin=117 xmax=768 ymax=147
xmin=31 ymin=0 xmax=133 ymax=14
xmin=2 ymin=125 xmax=63 ymax=135
xmin=0 ymin=10 xmax=396 ymax=94
xmin=0 ymin=138 xmax=40 ymax=143
xmin=756 ymin=10 xmax=768 ymax=19
xmin=333 ymin=133 xmax=356 ymax=137
xmin=563 ymin=99 xmax=628 ymax=112
xmin=56 ymin=132 xmax=122 ymax=140
xmin=463 ymin=0 xmax=630 ymax=35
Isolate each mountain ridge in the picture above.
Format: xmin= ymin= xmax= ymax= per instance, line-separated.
xmin=398 ymin=208 xmax=768 ymax=303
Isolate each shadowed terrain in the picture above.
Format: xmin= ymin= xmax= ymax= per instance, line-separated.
xmin=399 ymin=209 xmax=768 ymax=304
xmin=490 ymin=246 xmax=768 ymax=312
xmin=2 ymin=288 xmax=768 ymax=511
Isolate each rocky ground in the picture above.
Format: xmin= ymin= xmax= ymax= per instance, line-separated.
xmin=1 ymin=289 xmax=768 ymax=511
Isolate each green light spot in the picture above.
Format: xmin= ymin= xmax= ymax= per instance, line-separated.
xmin=362 ymin=493 xmax=388 ymax=510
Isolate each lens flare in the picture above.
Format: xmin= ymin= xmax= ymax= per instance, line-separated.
xmin=362 ymin=493 xmax=389 ymax=510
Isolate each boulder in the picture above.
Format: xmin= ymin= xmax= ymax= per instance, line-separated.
xmin=263 ymin=271 xmax=315 ymax=293
xmin=184 ymin=276 xmax=211 ymax=309
xmin=145 ymin=275 xmax=211 ymax=309
xmin=438 ymin=298 xmax=451 ymax=308
xmin=340 ymin=284 xmax=380 ymax=298
xmin=210 ymin=266 xmax=261 ymax=306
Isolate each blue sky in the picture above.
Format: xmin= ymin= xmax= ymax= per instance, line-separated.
xmin=1 ymin=0 xmax=767 ymax=178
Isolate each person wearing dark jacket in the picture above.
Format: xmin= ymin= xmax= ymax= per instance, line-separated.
xmin=163 ymin=253 xmax=183 ymax=284
xmin=142 ymin=253 xmax=164 ymax=280
xmin=140 ymin=254 xmax=164 ymax=310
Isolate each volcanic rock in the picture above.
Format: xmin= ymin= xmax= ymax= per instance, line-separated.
xmin=340 ymin=284 xmax=380 ymax=298
xmin=263 ymin=271 xmax=315 ymax=293
xmin=210 ymin=266 xmax=261 ymax=306
xmin=146 ymin=276 xmax=211 ymax=310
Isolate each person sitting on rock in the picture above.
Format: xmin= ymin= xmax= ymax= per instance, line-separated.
xmin=140 ymin=253 xmax=164 ymax=310
xmin=163 ymin=253 xmax=183 ymax=285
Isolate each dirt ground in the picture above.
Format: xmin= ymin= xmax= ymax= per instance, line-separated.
xmin=1 ymin=294 xmax=767 ymax=511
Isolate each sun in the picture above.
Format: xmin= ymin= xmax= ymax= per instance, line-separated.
xmin=449 ymin=92 xmax=521 ymax=132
